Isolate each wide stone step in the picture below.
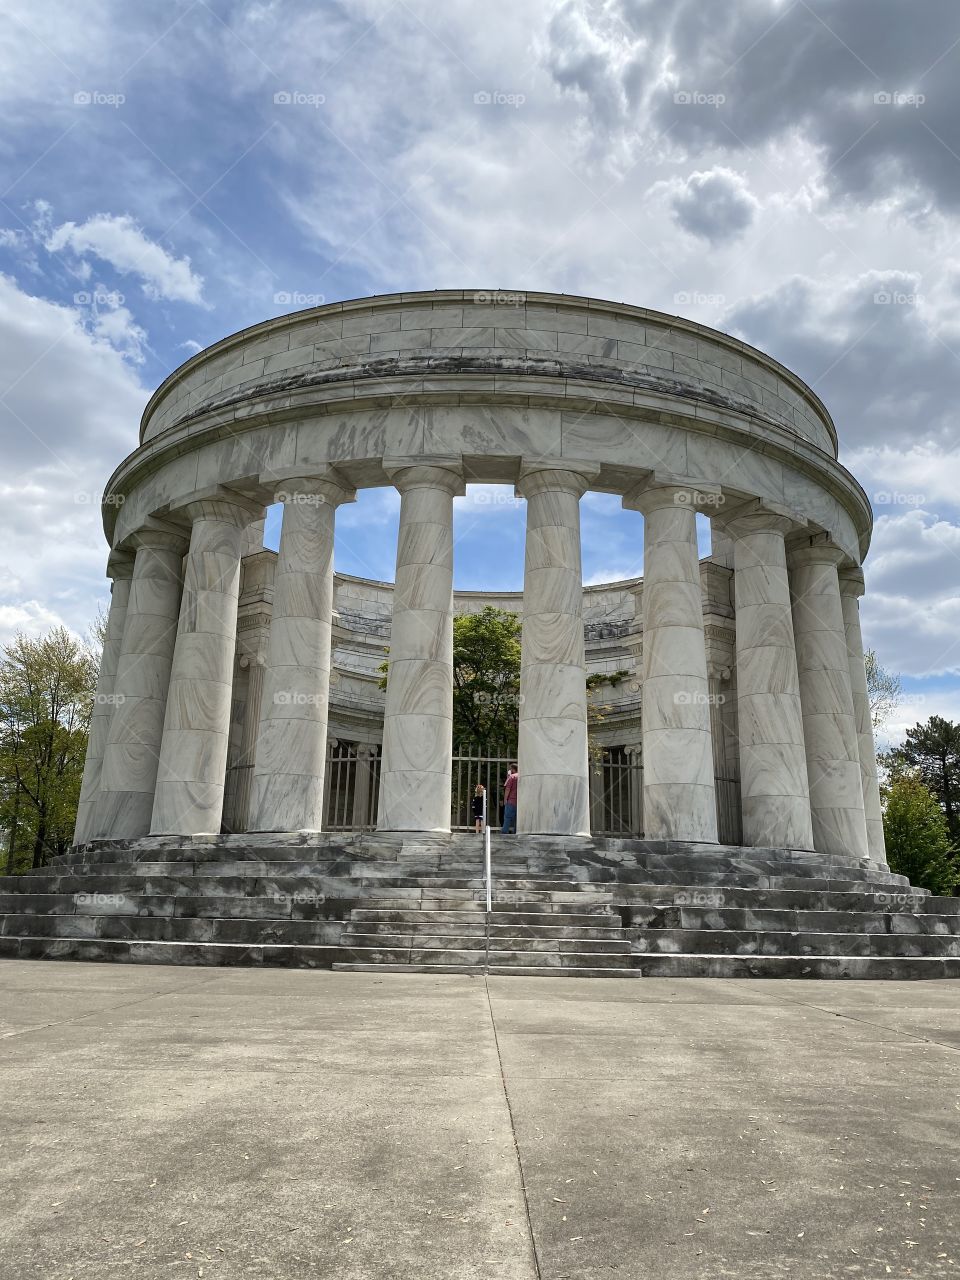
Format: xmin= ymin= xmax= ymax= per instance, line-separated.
xmin=630 ymin=929 xmax=960 ymax=958
xmin=333 ymin=947 xmax=634 ymax=968
xmin=340 ymin=931 xmax=631 ymax=955
xmin=588 ymin=869 xmax=912 ymax=892
xmin=331 ymin=962 xmax=641 ymax=978
xmin=347 ymin=917 xmax=625 ymax=940
xmin=592 ymin=855 xmax=905 ymax=881
xmin=613 ymin=884 xmax=942 ymax=910
xmin=632 ymin=953 xmax=960 ymax=979
xmin=347 ymin=918 xmax=488 ymax=939
xmin=0 ymin=893 xmax=354 ymax=921
xmin=0 ymin=913 xmax=345 ymax=945
xmin=3 ymin=863 xmax=914 ymax=895
xmin=349 ymin=908 xmax=621 ymax=927
xmin=627 ymin=905 xmax=960 ymax=935
xmin=0 ymin=937 xmax=342 ymax=967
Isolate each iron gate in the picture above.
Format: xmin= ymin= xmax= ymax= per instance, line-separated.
xmin=229 ymin=739 xmax=739 ymax=840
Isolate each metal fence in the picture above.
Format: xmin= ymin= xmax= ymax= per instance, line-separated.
xmin=715 ymin=775 xmax=743 ymax=846
xmin=591 ymin=746 xmax=643 ymax=836
xmin=453 ymin=744 xmax=647 ymax=835
xmin=451 ymin=744 xmax=516 ymax=831
xmin=323 ymin=742 xmax=381 ymax=831
xmin=228 ymin=739 xmax=742 ymax=841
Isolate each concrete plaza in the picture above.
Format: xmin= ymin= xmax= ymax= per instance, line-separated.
xmin=1 ymin=962 xmax=958 ymax=1279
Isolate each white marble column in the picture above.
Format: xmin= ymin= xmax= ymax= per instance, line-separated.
xmin=789 ymin=540 xmax=869 ymax=861
xmin=516 ymin=465 xmax=594 ymax=836
xmin=150 ymin=492 xmax=260 ymax=836
xmin=249 ymin=471 xmax=355 ymax=832
xmin=624 ymin=478 xmax=718 ymax=842
xmin=839 ymin=569 xmax=888 ymax=866
xmin=95 ymin=529 xmax=187 ymax=838
xmin=721 ymin=503 xmax=814 ymax=850
xmin=73 ymin=551 xmax=135 ymax=844
xmin=377 ymin=462 xmax=464 ymax=832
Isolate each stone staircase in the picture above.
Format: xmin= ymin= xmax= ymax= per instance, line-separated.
xmin=0 ymin=832 xmax=958 ymax=978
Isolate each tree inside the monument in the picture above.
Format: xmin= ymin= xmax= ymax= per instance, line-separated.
xmin=0 ymin=627 xmax=98 ymax=873
xmin=882 ymin=715 xmax=960 ymax=844
xmin=451 ymin=607 xmax=523 ymax=752
xmin=882 ymin=771 xmax=959 ymax=897
xmin=381 ymin=605 xmax=631 ymax=765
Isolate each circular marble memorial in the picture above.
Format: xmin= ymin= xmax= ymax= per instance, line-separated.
xmin=75 ymin=289 xmax=885 ymax=871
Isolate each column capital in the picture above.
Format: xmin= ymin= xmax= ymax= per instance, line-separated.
xmin=714 ymin=497 xmax=808 ymax=539
xmin=516 ymin=461 xmax=599 ymax=500
xmin=623 ymin=472 xmax=721 ymax=515
xmin=787 ymin=534 xmax=851 ymax=570
xmin=125 ymin=520 xmax=190 ymax=555
xmin=838 ymin=567 xmax=866 ymax=598
xmin=169 ymin=486 xmax=264 ymax=528
xmin=382 ymin=457 xmax=465 ymax=496
xmin=106 ymin=549 xmax=136 ymax=581
xmin=262 ymin=465 xmax=356 ymax=508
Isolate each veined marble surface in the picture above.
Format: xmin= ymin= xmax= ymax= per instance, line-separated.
xmin=95 ymin=535 xmax=185 ymax=839
xmin=791 ymin=548 xmax=869 ymax=861
xmin=377 ymin=465 xmax=462 ymax=831
xmin=150 ymin=499 xmax=251 ymax=836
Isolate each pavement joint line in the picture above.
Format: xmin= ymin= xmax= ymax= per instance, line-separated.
xmin=483 ymin=975 xmax=543 ymax=1280
xmin=757 ymin=995 xmax=960 ymax=1056
xmin=0 ymin=972 xmax=227 ymax=1041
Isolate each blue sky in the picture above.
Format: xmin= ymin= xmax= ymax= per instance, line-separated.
xmin=2 ymin=0 xmax=960 ymax=744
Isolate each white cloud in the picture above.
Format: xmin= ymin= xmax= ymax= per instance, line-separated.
xmin=455 ymin=485 xmax=525 ymax=517
xmin=0 ymin=273 xmax=147 ymax=643
xmin=845 ymin=445 xmax=960 ymax=518
xmin=0 ymin=600 xmax=70 ymax=646
xmin=89 ymin=298 xmax=149 ymax=363
xmin=45 ymin=214 xmax=205 ymax=304
xmin=861 ymin=510 xmax=960 ymax=678
xmin=879 ymin=686 xmax=960 ymax=747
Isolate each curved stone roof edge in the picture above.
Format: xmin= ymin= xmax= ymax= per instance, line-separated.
xmin=137 ymin=288 xmax=839 ymax=453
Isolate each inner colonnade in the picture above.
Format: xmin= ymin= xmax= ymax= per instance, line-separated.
xmin=74 ymin=289 xmax=887 ymax=869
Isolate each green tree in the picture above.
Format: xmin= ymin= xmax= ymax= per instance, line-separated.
xmin=451 ymin=607 xmax=522 ymax=750
xmin=883 ymin=716 xmax=960 ymax=843
xmin=882 ymin=772 xmax=959 ymax=896
xmin=864 ymin=649 xmax=901 ymax=731
xmin=0 ymin=627 xmax=98 ymax=872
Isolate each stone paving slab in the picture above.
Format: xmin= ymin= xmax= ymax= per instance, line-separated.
xmin=1 ymin=963 xmax=958 ymax=1279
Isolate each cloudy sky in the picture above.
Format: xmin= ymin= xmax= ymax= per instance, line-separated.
xmin=1 ymin=0 xmax=959 ymax=741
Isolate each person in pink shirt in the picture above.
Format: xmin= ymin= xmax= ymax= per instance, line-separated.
xmin=501 ymin=764 xmax=518 ymax=834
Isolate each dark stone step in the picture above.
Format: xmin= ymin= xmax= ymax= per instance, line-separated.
xmin=349 ymin=918 xmax=624 ymax=939
xmin=340 ymin=931 xmax=631 ymax=955
xmin=632 ymin=953 xmax=960 ymax=979
xmin=0 ymin=937 xmax=341 ymax=967
xmin=331 ymin=962 xmax=641 ymax=978
xmin=349 ymin=908 xmax=621 ymax=927
xmin=616 ymin=886 xmax=956 ymax=914
xmin=0 ymin=913 xmax=346 ymax=946
xmin=626 ymin=905 xmax=960 ymax=935
xmin=630 ymin=928 xmax=960 ymax=958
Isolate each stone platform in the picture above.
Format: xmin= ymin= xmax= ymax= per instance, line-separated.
xmin=1 ymin=834 xmax=958 ymax=979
